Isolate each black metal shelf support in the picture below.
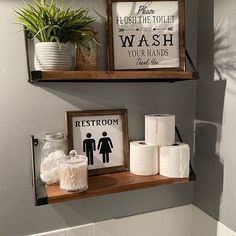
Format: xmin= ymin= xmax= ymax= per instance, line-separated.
xmin=30 ymin=135 xmax=48 ymax=206
xmin=186 ymin=49 xmax=199 ymax=80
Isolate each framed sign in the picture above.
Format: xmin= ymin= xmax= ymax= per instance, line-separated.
xmin=107 ymin=0 xmax=185 ymax=71
xmin=66 ymin=109 xmax=129 ymax=176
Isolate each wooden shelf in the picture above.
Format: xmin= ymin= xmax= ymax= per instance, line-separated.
xmin=31 ymin=129 xmax=196 ymax=206
xmin=34 ymin=171 xmax=193 ymax=206
xmin=29 ymin=70 xmax=199 ymax=83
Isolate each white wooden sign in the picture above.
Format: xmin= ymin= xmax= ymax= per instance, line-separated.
xmin=66 ymin=109 xmax=129 ymax=176
xmin=108 ymin=0 xmax=185 ymax=70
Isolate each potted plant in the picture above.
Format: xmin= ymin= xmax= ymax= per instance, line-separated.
xmin=15 ymin=0 xmax=96 ymax=71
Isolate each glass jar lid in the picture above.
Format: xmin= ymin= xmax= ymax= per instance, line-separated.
xmin=61 ymin=150 xmax=87 ymax=164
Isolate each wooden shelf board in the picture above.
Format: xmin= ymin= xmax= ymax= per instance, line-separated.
xmin=35 ymin=171 xmax=191 ymax=206
xmin=30 ymin=70 xmax=199 ymax=83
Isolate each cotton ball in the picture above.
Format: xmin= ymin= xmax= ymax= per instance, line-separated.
xmin=50 ymin=167 xmax=60 ymax=182
xmin=40 ymin=167 xmax=60 ymax=185
xmin=41 ymin=151 xmax=64 ymax=172
xmin=41 ymin=157 xmax=54 ymax=172
xmin=53 ymin=150 xmax=65 ymax=159
xmin=40 ymin=172 xmax=51 ymax=184
xmin=40 ymin=150 xmax=65 ymax=184
xmin=48 ymin=150 xmax=64 ymax=160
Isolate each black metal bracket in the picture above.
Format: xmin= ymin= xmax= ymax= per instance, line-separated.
xmin=30 ymin=135 xmax=48 ymax=206
xmin=186 ymin=49 xmax=199 ymax=79
xmin=24 ymin=29 xmax=33 ymax=83
xmin=175 ymin=127 xmax=196 ymax=181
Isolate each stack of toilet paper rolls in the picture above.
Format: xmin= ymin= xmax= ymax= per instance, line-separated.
xmin=130 ymin=114 xmax=190 ymax=178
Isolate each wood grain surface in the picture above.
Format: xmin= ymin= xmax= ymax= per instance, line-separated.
xmin=45 ymin=171 xmax=189 ymax=204
xmin=31 ymin=70 xmax=198 ymax=82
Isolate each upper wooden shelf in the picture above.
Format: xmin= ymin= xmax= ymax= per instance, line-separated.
xmin=34 ymin=171 xmax=193 ymax=206
xmin=29 ymin=70 xmax=199 ymax=83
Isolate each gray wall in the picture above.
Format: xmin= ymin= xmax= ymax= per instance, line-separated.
xmin=0 ymin=0 xmax=197 ymax=235
xmin=194 ymin=0 xmax=236 ymax=233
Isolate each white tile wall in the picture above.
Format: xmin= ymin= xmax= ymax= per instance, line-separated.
xmin=217 ymin=222 xmax=236 ymax=236
xmin=29 ymin=204 xmax=236 ymax=236
xmin=30 ymin=205 xmax=192 ymax=236
xmin=140 ymin=209 xmax=163 ymax=235
xmin=139 ymin=205 xmax=192 ymax=236
xmin=191 ymin=206 xmax=217 ymax=236
xmin=117 ymin=215 xmax=142 ymax=236
xmin=30 ymin=229 xmax=66 ymax=236
xmin=191 ymin=206 xmax=236 ymax=236
xmin=67 ymin=224 xmax=93 ymax=236
xmin=93 ymin=220 xmax=117 ymax=236
xmin=162 ymin=205 xmax=192 ymax=232
xmin=172 ymin=227 xmax=192 ymax=236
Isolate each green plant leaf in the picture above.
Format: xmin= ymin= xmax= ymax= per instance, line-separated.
xmin=14 ymin=0 xmax=97 ymax=44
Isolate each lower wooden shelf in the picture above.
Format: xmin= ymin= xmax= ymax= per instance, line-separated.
xmin=31 ymin=135 xmax=196 ymax=206
xmin=29 ymin=70 xmax=199 ymax=83
xmin=34 ymin=171 xmax=192 ymax=206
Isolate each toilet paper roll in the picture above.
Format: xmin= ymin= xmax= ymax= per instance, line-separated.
xmin=130 ymin=141 xmax=159 ymax=176
xmin=145 ymin=114 xmax=175 ymax=146
xmin=159 ymin=142 xmax=190 ymax=178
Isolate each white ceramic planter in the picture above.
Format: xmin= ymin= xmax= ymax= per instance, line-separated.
xmin=34 ymin=42 xmax=73 ymax=71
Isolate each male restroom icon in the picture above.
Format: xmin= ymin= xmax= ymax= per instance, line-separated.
xmin=83 ymin=133 xmax=96 ymax=165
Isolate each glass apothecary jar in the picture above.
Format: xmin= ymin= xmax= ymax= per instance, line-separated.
xmin=40 ymin=133 xmax=66 ymax=185
xmin=59 ymin=150 xmax=88 ymax=192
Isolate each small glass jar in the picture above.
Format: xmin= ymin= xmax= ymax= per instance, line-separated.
xmin=40 ymin=133 xmax=66 ymax=185
xmin=59 ymin=150 xmax=88 ymax=192
xmin=75 ymin=30 xmax=98 ymax=71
